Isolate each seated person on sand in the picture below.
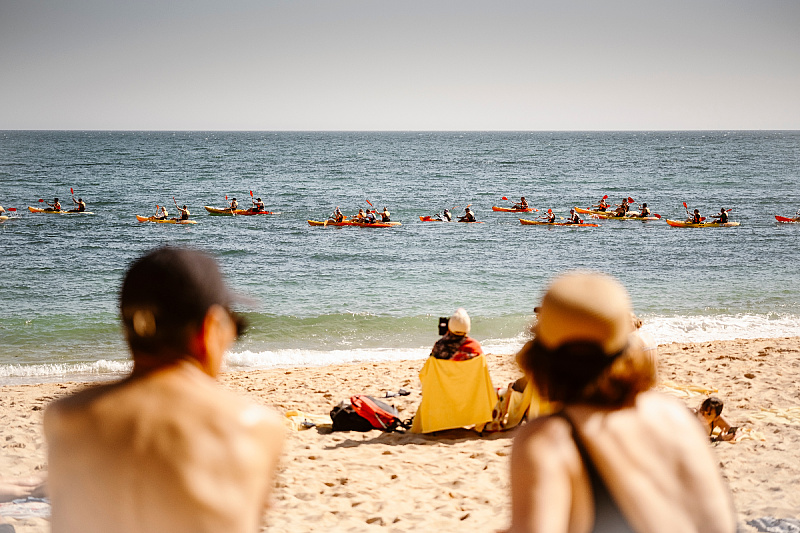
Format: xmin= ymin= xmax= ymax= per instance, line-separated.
xmin=431 ymin=308 xmax=483 ymax=361
xmin=411 ymin=308 xmax=497 ymax=433
xmin=693 ymin=396 xmax=738 ymax=442
xmin=506 ymin=271 xmax=735 ymax=533
xmin=44 ymin=246 xmax=285 ymax=533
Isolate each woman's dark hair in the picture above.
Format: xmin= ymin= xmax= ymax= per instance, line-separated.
xmin=517 ymin=335 xmax=655 ymax=407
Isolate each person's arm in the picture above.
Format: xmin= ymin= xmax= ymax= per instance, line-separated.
xmin=506 ymin=419 xmax=574 ymax=533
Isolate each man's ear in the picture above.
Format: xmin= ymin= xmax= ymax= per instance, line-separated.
xmin=192 ymin=305 xmax=233 ymax=378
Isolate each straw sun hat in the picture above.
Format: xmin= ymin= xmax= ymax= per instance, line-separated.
xmin=535 ymin=271 xmax=632 ymax=356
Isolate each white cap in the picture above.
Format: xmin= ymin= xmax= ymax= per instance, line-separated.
xmin=448 ymin=308 xmax=471 ymax=335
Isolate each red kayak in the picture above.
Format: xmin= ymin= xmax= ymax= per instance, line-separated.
xmin=775 ymin=215 xmax=800 ymax=223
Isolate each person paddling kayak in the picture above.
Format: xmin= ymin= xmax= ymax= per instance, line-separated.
xmin=512 ymin=197 xmax=529 ymax=210
xmin=540 ymin=209 xmax=557 ymax=223
xmin=612 ymin=198 xmax=630 ymax=217
xmin=567 ymin=209 xmax=582 ymax=224
xmin=380 ymin=207 xmax=391 ymax=222
xmin=154 ymin=205 xmax=169 ymax=220
xmin=250 ymin=197 xmax=265 ymax=213
xmin=69 ymin=197 xmax=86 ymax=213
xmin=630 ymin=202 xmax=651 ymax=218
xmin=687 ymin=208 xmax=702 ymax=224
xmin=442 ymin=208 xmax=452 ymax=221
xmin=458 ymin=207 xmax=476 ymax=222
xmin=228 ymin=197 xmax=239 ymax=211
xmin=174 ymin=205 xmax=190 ymax=221
xmin=365 ymin=210 xmax=377 ymax=224
xmin=592 ymin=196 xmax=610 ymax=212
xmin=46 ymin=197 xmax=62 ymax=212
xmin=711 ymin=207 xmax=730 ymax=224
xmin=331 ymin=206 xmax=344 ymax=223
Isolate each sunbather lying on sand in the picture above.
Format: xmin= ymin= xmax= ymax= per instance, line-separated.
xmin=0 ymin=476 xmax=46 ymax=503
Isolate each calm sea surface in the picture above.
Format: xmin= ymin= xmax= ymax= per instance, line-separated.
xmin=1 ymin=131 xmax=799 ymax=384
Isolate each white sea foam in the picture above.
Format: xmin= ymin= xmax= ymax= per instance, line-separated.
xmin=2 ymin=314 xmax=798 ymax=384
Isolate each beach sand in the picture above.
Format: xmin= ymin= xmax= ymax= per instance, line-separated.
xmin=2 ymin=336 xmax=799 ymax=532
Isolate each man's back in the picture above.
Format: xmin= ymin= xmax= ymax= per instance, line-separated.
xmin=45 ymin=361 xmax=284 ymax=533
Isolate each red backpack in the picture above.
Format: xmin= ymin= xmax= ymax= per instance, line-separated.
xmin=349 ymin=395 xmax=410 ymax=432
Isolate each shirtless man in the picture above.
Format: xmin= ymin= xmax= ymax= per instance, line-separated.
xmin=46 ymin=197 xmax=62 ymax=212
xmin=45 ymin=246 xmax=285 ymax=533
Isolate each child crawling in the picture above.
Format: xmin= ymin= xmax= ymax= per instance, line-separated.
xmin=693 ymin=396 xmax=738 ymax=442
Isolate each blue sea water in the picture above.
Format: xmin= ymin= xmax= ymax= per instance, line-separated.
xmin=1 ymin=131 xmax=799 ymax=384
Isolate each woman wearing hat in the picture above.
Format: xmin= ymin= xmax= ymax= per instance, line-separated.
xmin=430 ymin=308 xmax=483 ymax=361
xmin=506 ymin=272 xmax=735 ymax=533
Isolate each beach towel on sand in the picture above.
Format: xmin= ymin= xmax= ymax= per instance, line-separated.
xmin=484 ymin=380 xmax=549 ymax=432
xmin=411 ymin=354 xmax=498 ymax=434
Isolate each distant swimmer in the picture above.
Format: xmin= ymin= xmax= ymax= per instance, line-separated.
xmin=458 ymin=207 xmax=476 ymax=222
xmin=380 ymin=207 xmax=391 ymax=222
xmin=567 ymin=208 xmax=582 ymax=224
xmin=68 ymin=197 xmax=86 ymax=213
xmin=229 ymin=197 xmax=239 ymax=211
xmin=46 ymin=197 xmax=62 ymax=212
xmin=513 ymin=197 xmax=529 ymax=210
xmin=154 ymin=205 xmax=168 ymax=220
xmin=251 ymin=197 xmax=265 ymax=213
xmin=593 ymin=196 xmax=610 ymax=212
xmin=711 ymin=207 xmax=730 ymax=224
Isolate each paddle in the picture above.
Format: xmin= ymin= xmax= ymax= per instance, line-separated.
xmin=7 ymin=208 xmax=16 ymax=212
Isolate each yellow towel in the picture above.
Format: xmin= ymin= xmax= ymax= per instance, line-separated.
xmin=411 ymin=355 xmax=498 ymax=434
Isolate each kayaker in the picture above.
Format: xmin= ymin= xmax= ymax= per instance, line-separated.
xmin=155 ymin=206 xmax=169 ymax=220
xmin=613 ymin=198 xmax=629 ymax=217
xmin=712 ymin=207 xmax=729 ymax=224
xmin=332 ymin=206 xmax=344 ymax=223
xmin=175 ymin=205 xmax=190 ymax=221
xmin=430 ymin=308 xmax=483 ymax=361
xmin=442 ymin=208 xmax=452 ymax=222
xmin=228 ymin=198 xmax=239 ymax=211
xmin=354 ymin=208 xmax=365 ymax=222
xmin=636 ymin=202 xmax=651 ymax=218
xmin=688 ymin=208 xmax=702 ymax=224
xmin=568 ymin=209 xmax=582 ymax=224
xmin=458 ymin=207 xmax=476 ymax=222
xmin=69 ymin=197 xmax=86 ymax=213
xmin=540 ymin=209 xmax=556 ymax=223
xmin=46 ymin=197 xmax=62 ymax=212
xmin=593 ymin=196 xmax=610 ymax=211
xmin=513 ymin=197 xmax=529 ymax=210
xmin=251 ymin=198 xmax=265 ymax=213
xmin=365 ymin=210 xmax=377 ymax=224
xmin=380 ymin=207 xmax=391 ymax=222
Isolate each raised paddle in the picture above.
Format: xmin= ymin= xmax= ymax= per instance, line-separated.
xmin=366 ymin=199 xmax=373 ymax=207
xmin=501 ymin=196 xmax=508 ymax=201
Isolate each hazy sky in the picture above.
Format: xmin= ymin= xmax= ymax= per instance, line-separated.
xmin=1 ymin=0 xmax=798 ymax=130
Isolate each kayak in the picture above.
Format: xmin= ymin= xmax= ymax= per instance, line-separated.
xmin=0 ymin=215 xmax=8 ymax=222
xmin=458 ymin=220 xmax=484 ymax=223
xmin=492 ymin=206 xmax=535 ymax=213
xmin=519 ymin=218 xmax=599 ymax=227
xmin=574 ymin=207 xmax=657 ymax=220
xmin=665 ymin=219 xmax=740 ymax=228
xmin=307 ymin=220 xmax=401 ymax=228
xmin=136 ymin=215 xmax=198 ymax=225
xmin=419 ymin=216 xmax=449 ymax=222
xmin=775 ymin=215 xmax=800 ymax=223
xmin=204 ymin=206 xmax=280 ymax=216
xmin=28 ymin=206 xmax=94 ymax=215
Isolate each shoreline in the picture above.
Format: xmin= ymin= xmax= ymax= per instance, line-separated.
xmin=2 ymin=336 xmax=800 ymax=532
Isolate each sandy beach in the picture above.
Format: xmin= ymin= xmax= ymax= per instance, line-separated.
xmin=2 ymin=336 xmax=799 ymax=532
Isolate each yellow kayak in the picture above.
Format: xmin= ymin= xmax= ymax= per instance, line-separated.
xmin=136 ymin=215 xmax=197 ymax=225
xmin=28 ymin=206 xmax=94 ymax=214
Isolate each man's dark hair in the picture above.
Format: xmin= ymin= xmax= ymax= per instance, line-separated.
xmin=700 ymin=397 xmax=724 ymax=418
xmin=120 ymin=247 xmax=237 ymax=353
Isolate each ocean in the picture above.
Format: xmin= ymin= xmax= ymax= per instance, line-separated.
xmin=1 ymin=131 xmax=798 ymax=385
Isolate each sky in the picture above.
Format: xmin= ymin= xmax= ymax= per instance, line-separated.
xmin=1 ymin=0 xmax=799 ymax=130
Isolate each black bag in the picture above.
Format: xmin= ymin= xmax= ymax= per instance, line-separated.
xmin=330 ymin=400 xmax=375 ymax=432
